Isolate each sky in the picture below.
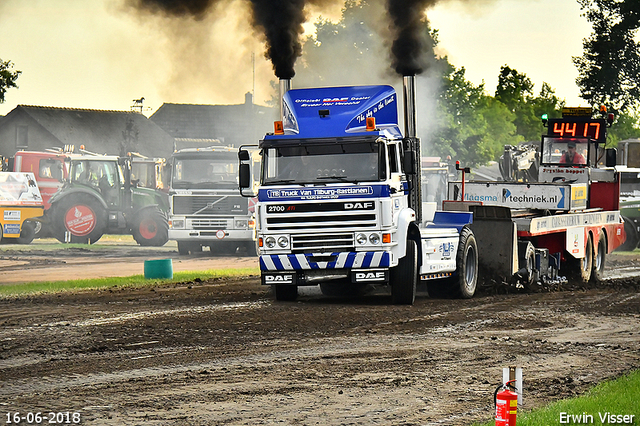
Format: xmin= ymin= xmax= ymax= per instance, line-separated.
xmin=0 ymin=0 xmax=593 ymax=117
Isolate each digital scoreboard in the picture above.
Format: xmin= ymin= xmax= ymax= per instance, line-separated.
xmin=545 ymin=107 xmax=607 ymax=144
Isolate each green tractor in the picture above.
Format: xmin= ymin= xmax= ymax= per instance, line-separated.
xmin=47 ymin=153 xmax=169 ymax=245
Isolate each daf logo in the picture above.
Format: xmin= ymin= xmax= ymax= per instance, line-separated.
xmin=344 ymin=202 xmax=373 ymax=210
xmin=265 ymin=275 xmax=293 ymax=283
xmin=355 ymin=271 xmax=386 ymax=281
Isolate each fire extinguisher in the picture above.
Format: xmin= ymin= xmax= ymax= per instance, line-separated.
xmin=494 ymin=379 xmax=518 ymax=426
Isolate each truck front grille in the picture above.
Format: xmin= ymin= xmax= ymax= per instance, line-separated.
xmin=173 ymin=195 xmax=248 ymax=215
xmin=291 ymin=233 xmax=354 ymax=252
xmin=190 ymin=219 xmax=228 ymax=230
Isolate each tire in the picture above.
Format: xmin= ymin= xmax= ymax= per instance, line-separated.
xmin=132 ymin=208 xmax=168 ymax=247
xmin=52 ymin=195 xmax=106 ymax=244
xmin=518 ymin=241 xmax=536 ymax=290
xmin=590 ymin=231 xmax=607 ymax=283
xmin=320 ymin=280 xmax=367 ymax=298
xmin=616 ymin=216 xmax=638 ymax=252
xmin=16 ymin=220 xmax=37 ymax=244
xmin=274 ymin=284 xmax=298 ymax=301
xmin=451 ymin=226 xmax=478 ymax=299
xmin=565 ymin=234 xmax=593 ymax=284
xmin=391 ymin=239 xmax=418 ymax=305
xmin=177 ymin=241 xmax=201 ymax=255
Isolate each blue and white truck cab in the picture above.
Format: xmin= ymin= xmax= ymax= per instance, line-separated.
xmin=239 ymin=79 xmax=477 ymax=304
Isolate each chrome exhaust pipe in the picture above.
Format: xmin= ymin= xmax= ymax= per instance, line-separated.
xmin=279 ymin=78 xmax=291 ymax=120
xmin=403 ymin=75 xmax=417 ymax=138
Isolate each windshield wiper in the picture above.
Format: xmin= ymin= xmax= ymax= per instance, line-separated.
xmin=316 ymin=176 xmax=355 ymax=182
xmin=266 ymin=179 xmax=295 ymax=185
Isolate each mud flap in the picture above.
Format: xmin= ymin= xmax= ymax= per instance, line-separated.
xmin=469 ymin=205 xmax=518 ymax=282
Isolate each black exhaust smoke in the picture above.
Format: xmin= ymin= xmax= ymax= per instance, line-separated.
xmin=248 ymin=0 xmax=306 ymax=79
xmin=386 ymin=0 xmax=435 ymax=76
xmin=128 ymin=0 xmax=338 ymax=80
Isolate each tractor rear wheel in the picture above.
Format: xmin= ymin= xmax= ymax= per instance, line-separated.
xmin=52 ymin=196 xmax=106 ymax=244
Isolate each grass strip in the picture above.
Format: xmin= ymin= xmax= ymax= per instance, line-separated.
xmin=473 ymin=369 xmax=640 ymax=425
xmin=0 ymin=267 xmax=260 ymax=298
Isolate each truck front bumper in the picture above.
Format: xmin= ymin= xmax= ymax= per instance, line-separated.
xmin=169 ymin=228 xmax=253 ymax=242
xmin=259 ymin=251 xmax=391 ymax=286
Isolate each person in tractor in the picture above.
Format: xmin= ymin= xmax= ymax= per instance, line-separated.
xmin=560 ymin=140 xmax=586 ymax=165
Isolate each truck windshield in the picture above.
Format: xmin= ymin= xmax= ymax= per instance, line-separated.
xmin=542 ymin=137 xmax=589 ymax=166
xmin=262 ymin=141 xmax=383 ymax=185
xmin=172 ymin=155 xmax=238 ymax=189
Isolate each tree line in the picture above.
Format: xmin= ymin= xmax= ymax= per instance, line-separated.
xmin=2 ymin=0 xmax=639 ymax=167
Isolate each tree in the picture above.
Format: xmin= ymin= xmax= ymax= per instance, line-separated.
xmin=431 ymin=64 xmax=520 ymax=166
xmin=495 ymin=65 xmax=563 ymax=142
xmin=573 ymin=0 xmax=640 ymax=112
xmin=0 ymin=59 xmax=21 ymax=103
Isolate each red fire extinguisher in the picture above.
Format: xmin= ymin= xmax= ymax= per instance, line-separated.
xmin=495 ymin=379 xmax=518 ymax=426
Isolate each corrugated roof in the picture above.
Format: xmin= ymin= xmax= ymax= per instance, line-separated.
xmin=14 ymin=105 xmax=174 ymax=156
xmin=150 ymin=100 xmax=276 ymax=142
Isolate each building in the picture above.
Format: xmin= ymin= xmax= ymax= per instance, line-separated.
xmin=0 ymin=105 xmax=175 ymax=159
xmin=149 ymin=92 xmax=277 ymax=151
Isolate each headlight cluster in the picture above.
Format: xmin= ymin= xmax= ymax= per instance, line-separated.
xmin=234 ymin=219 xmax=248 ymax=229
xmin=263 ymin=235 xmax=290 ymax=249
xmin=356 ymin=233 xmax=381 ymax=245
xmin=170 ymin=218 xmax=185 ymax=229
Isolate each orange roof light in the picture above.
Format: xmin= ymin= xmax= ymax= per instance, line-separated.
xmin=366 ymin=117 xmax=376 ymax=131
xmin=274 ymin=121 xmax=284 ymax=135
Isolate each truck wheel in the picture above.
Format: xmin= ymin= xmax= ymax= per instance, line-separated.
xmin=616 ymin=216 xmax=638 ymax=251
xmin=590 ymin=231 xmax=607 ymax=283
xmin=133 ymin=208 xmax=168 ymax=247
xmin=177 ymin=241 xmax=202 ymax=255
xmin=320 ymin=280 xmax=367 ymax=298
xmin=53 ymin=196 xmax=105 ymax=244
xmin=565 ymin=234 xmax=593 ymax=284
xmin=274 ymin=285 xmax=297 ymax=301
xmin=452 ymin=226 xmax=478 ymax=299
xmin=391 ymin=239 xmax=418 ymax=305
xmin=16 ymin=220 xmax=37 ymax=244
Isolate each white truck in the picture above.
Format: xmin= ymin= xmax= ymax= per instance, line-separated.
xmin=238 ymin=81 xmax=625 ymax=304
xmin=168 ymin=146 xmax=256 ymax=255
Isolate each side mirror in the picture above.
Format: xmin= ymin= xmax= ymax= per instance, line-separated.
xmin=239 ymin=163 xmax=251 ymax=189
xmin=238 ymin=150 xmax=250 ymax=161
xmin=403 ymin=150 xmax=417 ymax=175
xmin=605 ymin=148 xmax=617 ymax=168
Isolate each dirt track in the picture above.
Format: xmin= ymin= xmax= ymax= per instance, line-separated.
xmin=0 ymin=240 xmax=639 ymax=425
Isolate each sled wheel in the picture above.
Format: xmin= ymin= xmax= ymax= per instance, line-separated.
xmin=565 ymin=234 xmax=593 ymax=284
xmin=590 ymin=231 xmax=607 ymax=283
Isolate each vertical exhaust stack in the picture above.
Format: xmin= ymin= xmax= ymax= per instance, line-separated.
xmin=403 ymin=75 xmax=422 ymax=223
xmin=279 ymin=78 xmax=291 ymax=120
xmin=403 ymin=75 xmax=417 ymax=139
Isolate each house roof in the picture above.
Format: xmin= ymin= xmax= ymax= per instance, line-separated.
xmin=7 ymin=105 xmax=174 ymax=156
xmin=149 ymin=95 xmax=276 ymax=142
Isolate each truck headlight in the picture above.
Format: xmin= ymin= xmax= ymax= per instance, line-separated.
xmin=369 ymin=233 xmax=380 ymax=244
xmin=277 ymin=236 xmax=289 ymax=248
xmin=235 ymin=219 xmax=248 ymax=229
xmin=356 ymin=233 xmax=367 ymax=245
xmin=170 ymin=219 xmax=185 ymax=229
xmin=265 ymin=236 xmax=276 ymax=248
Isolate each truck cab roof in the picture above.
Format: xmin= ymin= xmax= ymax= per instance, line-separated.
xmin=263 ymin=85 xmax=403 ymax=144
